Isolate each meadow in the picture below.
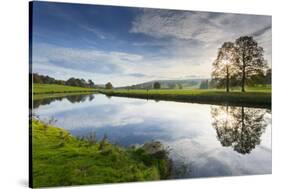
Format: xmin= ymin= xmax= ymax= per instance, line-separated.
xmin=33 ymin=84 xmax=96 ymax=94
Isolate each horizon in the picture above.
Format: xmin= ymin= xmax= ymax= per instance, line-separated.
xmin=31 ymin=1 xmax=272 ymax=87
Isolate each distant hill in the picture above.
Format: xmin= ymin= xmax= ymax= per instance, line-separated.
xmin=118 ymin=79 xmax=210 ymax=89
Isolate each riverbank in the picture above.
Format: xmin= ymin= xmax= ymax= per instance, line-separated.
xmin=33 ymin=84 xmax=96 ymax=94
xmin=31 ymin=119 xmax=171 ymax=188
xmin=100 ymin=89 xmax=271 ymax=108
xmin=33 ymin=91 xmax=95 ymax=100
xmin=32 ymin=84 xmax=271 ymax=108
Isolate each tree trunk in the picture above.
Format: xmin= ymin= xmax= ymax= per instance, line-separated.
xmin=226 ymin=66 xmax=229 ymax=92
xmin=241 ymin=54 xmax=246 ymax=92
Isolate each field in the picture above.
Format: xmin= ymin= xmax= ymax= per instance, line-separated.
xmin=100 ymin=88 xmax=271 ymax=108
xmin=31 ymin=119 xmax=170 ymax=188
xmin=33 ymin=84 xmax=96 ymax=94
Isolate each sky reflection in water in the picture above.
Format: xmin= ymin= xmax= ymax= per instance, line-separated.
xmin=34 ymin=94 xmax=272 ymax=178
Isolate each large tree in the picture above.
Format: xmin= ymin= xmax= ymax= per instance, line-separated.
xmin=235 ymin=36 xmax=267 ymax=92
xmin=212 ymin=42 xmax=238 ymax=92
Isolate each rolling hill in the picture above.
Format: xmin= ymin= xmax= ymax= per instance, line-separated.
xmin=118 ymin=79 xmax=209 ymax=89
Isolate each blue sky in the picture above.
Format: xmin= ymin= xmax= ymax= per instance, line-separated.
xmin=31 ymin=1 xmax=272 ymax=87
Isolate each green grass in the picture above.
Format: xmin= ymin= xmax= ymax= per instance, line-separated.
xmin=100 ymin=88 xmax=271 ymax=108
xmin=31 ymin=119 xmax=170 ymax=188
xmin=33 ymin=91 xmax=95 ymax=100
xmin=33 ymin=84 xmax=96 ymax=94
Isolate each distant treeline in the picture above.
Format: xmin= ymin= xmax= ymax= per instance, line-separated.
xmin=31 ymin=73 xmax=95 ymax=88
xmin=31 ymin=73 xmax=114 ymax=89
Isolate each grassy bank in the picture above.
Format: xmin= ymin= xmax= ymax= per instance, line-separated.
xmin=31 ymin=119 xmax=171 ymax=188
xmin=33 ymin=84 xmax=96 ymax=94
xmin=33 ymin=91 xmax=95 ymax=100
xmin=100 ymin=89 xmax=271 ymax=108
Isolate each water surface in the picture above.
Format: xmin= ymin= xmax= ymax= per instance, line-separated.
xmin=33 ymin=93 xmax=272 ymax=178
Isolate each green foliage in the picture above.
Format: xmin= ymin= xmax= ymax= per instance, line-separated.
xmin=153 ymin=82 xmax=161 ymax=89
xmin=105 ymin=82 xmax=113 ymax=89
xmin=130 ymin=147 xmax=171 ymax=179
xmin=32 ymin=73 xmax=95 ymax=88
xmin=31 ymin=120 xmax=169 ymax=188
xmin=235 ymin=36 xmax=268 ymax=92
xmin=212 ymin=36 xmax=269 ymax=92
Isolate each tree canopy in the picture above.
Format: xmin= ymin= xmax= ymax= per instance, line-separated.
xmin=212 ymin=42 xmax=239 ymax=92
xmin=235 ymin=36 xmax=268 ymax=92
xmin=105 ymin=82 xmax=113 ymax=89
xmin=32 ymin=73 xmax=95 ymax=88
xmin=211 ymin=36 xmax=269 ymax=92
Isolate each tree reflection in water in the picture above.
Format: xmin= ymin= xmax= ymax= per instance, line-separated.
xmin=33 ymin=94 xmax=95 ymax=109
xmin=211 ymin=106 xmax=268 ymax=154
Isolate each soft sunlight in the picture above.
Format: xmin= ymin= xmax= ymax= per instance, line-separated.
xmin=32 ymin=2 xmax=271 ymax=87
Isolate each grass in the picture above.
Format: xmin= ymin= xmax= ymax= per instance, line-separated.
xmin=100 ymin=88 xmax=271 ymax=108
xmin=33 ymin=84 xmax=96 ymax=94
xmin=31 ymin=119 xmax=170 ymax=188
xmin=33 ymin=91 xmax=95 ymax=100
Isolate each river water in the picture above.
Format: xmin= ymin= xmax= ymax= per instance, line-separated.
xmin=33 ymin=93 xmax=272 ymax=178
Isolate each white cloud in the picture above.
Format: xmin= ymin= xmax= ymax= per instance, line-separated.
xmin=131 ymin=10 xmax=271 ymax=43
xmin=33 ymin=43 xmax=143 ymax=72
xmin=32 ymin=11 xmax=271 ymax=87
xmin=32 ymin=42 xmax=215 ymax=86
xmin=130 ymin=9 xmax=272 ymax=67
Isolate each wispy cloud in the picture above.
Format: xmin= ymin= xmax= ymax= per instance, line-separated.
xmin=33 ymin=43 xmax=143 ymax=74
xmin=130 ymin=9 xmax=271 ymax=44
xmin=32 ymin=2 xmax=272 ymax=87
xmin=129 ymin=9 xmax=272 ymax=75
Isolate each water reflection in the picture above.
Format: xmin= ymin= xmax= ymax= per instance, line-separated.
xmin=33 ymin=93 xmax=94 ymax=109
xmin=33 ymin=94 xmax=272 ymax=178
xmin=211 ymin=106 xmax=267 ymax=154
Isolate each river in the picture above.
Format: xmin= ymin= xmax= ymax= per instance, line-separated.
xmin=33 ymin=93 xmax=272 ymax=178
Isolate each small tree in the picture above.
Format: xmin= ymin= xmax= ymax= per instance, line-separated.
xmin=105 ymin=82 xmax=113 ymax=89
xmin=265 ymin=68 xmax=271 ymax=84
xmin=88 ymin=79 xmax=95 ymax=88
xmin=153 ymin=82 xmax=161 ymax=89
xmin=178 ymin=83 xmax=183 ymax=89
xmin=235 ymin=36 xmax=267 ymax=92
